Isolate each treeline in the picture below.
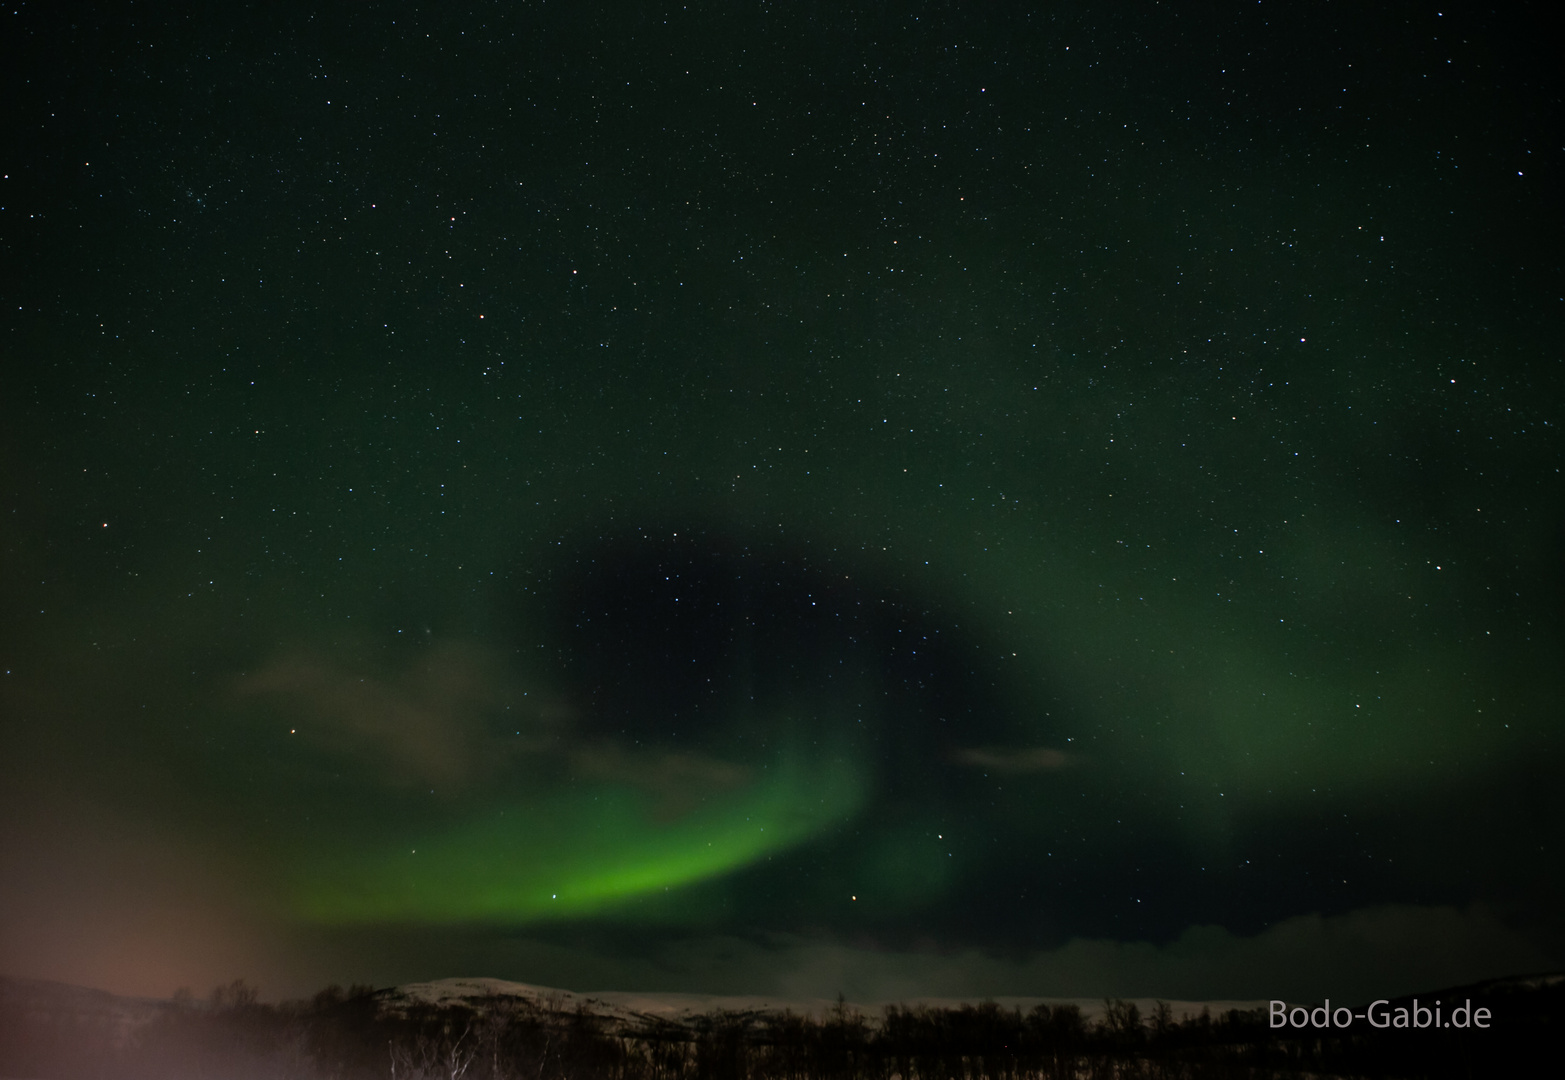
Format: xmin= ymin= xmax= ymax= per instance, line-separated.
xmin=1 ymin=978 xmax=1553 ymax=1079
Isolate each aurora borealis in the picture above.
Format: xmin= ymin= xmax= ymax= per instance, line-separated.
xmin=1 ymin=1 xmax=1561 ymax=1005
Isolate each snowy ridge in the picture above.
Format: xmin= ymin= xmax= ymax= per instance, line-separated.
xmin=380 ymin=976 xmax=1268 ymax=1030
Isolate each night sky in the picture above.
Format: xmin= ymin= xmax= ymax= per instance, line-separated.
xmin=2 ymin=1 xmax=1561 ymax=1005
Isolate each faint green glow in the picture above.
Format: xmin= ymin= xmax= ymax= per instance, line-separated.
xmin=291 ymin=743 xmax=867 ymax=924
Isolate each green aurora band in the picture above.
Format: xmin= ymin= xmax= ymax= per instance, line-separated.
xmin=289 ymin=744 xmax=869 ymax=924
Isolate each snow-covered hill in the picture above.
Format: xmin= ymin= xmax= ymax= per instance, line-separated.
xmin=379 ymin=975 xmax=1267 ymax=1032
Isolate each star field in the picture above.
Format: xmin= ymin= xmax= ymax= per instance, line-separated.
xmin=0 ymin=0 xmax=1560 ymax=1001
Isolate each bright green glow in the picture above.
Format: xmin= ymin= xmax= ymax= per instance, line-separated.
xmin=291 ymin=745 xmax=867 ymax=924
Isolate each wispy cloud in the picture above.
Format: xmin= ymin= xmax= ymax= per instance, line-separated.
xmin=953 ymin=746 xmax=1072 ymax=773
xmin=235 ymin=643 xmax=753 ymax=817
xmin=571 ymin=742 xmax=752 ymax=820
xmin=236 ymin=641 xmax=538 ymax=788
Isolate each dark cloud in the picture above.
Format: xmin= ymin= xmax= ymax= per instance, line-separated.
xmin=714 ymin=903 xmax=1554 ymax=1005
xmin=258 ymin=906 xmax=1555 ymax=1007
